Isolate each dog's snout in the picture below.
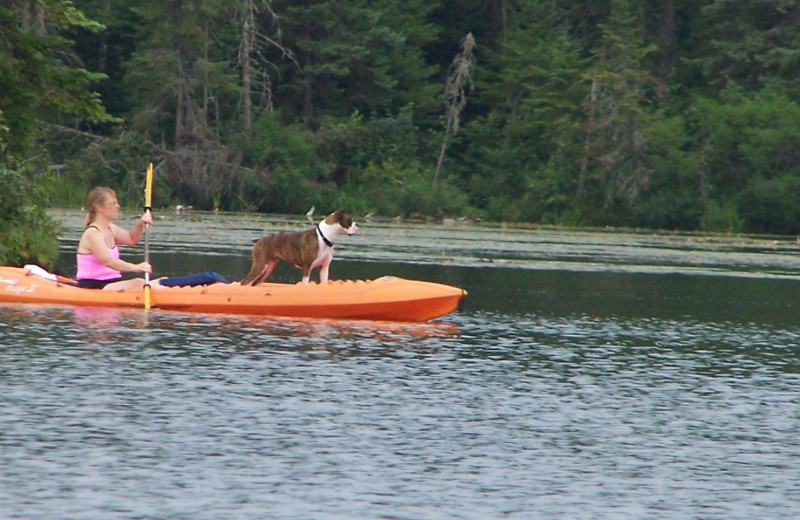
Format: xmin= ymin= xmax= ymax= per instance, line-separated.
xmin=347 ymin=223 xmax=359 ymax=235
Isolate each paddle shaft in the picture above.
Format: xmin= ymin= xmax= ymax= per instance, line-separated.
xmin=144 ymin=213 xmax=151 ymax=285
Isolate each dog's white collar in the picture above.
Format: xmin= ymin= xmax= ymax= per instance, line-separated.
xmin=316 ymin=224 xmax=334 ymax=247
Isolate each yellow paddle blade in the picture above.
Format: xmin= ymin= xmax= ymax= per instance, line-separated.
xmin=144 ymin=284 xmax=151 ymax=311
xmin=145 ymin=163 xmax=153 ymax=208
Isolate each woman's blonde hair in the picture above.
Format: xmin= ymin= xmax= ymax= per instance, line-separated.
xmin=84 ymin=187 xmax=117 ymax=228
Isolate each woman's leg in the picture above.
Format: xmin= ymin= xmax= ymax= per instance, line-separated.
xmin=102 ymin=277 xmax=166 ymax=291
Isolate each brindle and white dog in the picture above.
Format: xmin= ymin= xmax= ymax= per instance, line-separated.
xmin=241 ymin=210 xmax=358 ymax=285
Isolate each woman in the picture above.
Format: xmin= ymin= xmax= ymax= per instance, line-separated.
xmin=76 ymin=186 xmax=160 ymax=290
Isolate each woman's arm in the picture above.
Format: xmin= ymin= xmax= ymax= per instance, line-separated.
xmin=113 ymin=212 xmax=152 ymax=246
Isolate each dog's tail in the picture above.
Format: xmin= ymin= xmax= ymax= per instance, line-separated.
xmin=241 ymin=236 xmax=274 ymax=285
xmin=240 ymin=269 xmax=263 ymax=286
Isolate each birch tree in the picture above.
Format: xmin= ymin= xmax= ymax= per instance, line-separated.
xmin=434 ymin=32 xmax=475 ymax=187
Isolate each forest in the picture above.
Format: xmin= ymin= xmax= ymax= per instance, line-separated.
xmin=3 ymin=0 xmax=800 ymax=267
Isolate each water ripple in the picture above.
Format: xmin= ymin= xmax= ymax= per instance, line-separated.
xmin=2 ymin=305 xmax=800 ymax=519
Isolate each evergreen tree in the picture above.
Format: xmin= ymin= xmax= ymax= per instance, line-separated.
xmin=0 ymin=0 xmax=116 ymax=157
xmin=0 ymin=0 xmax=110 ymax=266
xmin=272 ymin=0 xmax=438 ymax=122
xmin=457 ymin=0 xmax=588 ymax=222
xmin=692 ymin=0 xmax=800 ymax=98
xmin=67 ymin=0 xmax=140 ymax=117
xmin=123 ymin=0 xmax=244 ymax=208
xmin=581 ymin=0 xmax=657 ymax=211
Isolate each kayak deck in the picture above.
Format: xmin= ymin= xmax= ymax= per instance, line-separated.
xmin=0 ymin=267 xmax=466 ymax=322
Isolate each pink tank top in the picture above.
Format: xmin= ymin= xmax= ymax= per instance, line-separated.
xmin=76 ymin=246 xmax=122 ymax=281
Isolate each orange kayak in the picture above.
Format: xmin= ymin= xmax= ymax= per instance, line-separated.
xmin=0 ymin=266 xmax=466 ymax=322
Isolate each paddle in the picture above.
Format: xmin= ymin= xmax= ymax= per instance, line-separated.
xmin=143 ymin=162 xmax=154 ymax=311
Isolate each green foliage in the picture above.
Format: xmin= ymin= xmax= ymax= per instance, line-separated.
xmin=273 ymin=0 xmax=439 ymax=122
xmin=0 ymin=0 xmax=118 ymax=156
xmin=700 ymin=199 xmax=743 ymax=233
xmin=692 ymin=0 xmax=800 ymax=96
xmin=7 ymin=0 xmax=800 ymax=233
xmin=123 ymin=0 xmax=241 ymax=145
xmin=630 ymin=116 xmax=703 ymax=230
xmin=237 ymin=114 xmax=329 ymax=212
xmin=314 ymin=106 xmax=421 ymax=183
xmin=583 ymin=0 xmax=658 ymax=207
xmin=42 ymin=129 xmax=160 ymax=206
xmin=692 ymin=94 xmax=800 ymax=202
xmin=738 ymin=175 xmax=800 ymax=234
xmin=0 ymin=166 xmax=60 ymax=268
xmin=342 ymin=159 xmax=467 ymax=218
xmin=453 ymin=2 xmax=588 ymax=224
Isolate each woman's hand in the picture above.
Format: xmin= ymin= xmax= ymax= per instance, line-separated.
xmin=132 ymin=261 xmax=152 ymax=274
xmin=139 ymin=211 xmax=153 ymax=227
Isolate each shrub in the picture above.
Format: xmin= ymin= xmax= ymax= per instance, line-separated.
xmin=737 ymin=175 xmax=800 ymax=234
xmin=700 ymin=199 xmax=743 ymax=233
xmin=0 ymin=166 xmax=60 ymax=268
xmin=346 ymin=159 xmax=468 ymax=218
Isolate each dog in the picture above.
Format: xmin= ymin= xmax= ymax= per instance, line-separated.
xmin=241 ymin=210 xmax=358 ymax=285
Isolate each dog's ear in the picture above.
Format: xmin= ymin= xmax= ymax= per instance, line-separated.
xmin=325 ymin=210 xmax=341 ymax=225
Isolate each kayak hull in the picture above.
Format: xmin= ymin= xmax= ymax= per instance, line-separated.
xmin=0 ymin=267 xmax=466 ymax=322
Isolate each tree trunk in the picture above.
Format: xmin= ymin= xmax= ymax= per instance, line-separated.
xmin=240 ymin=6 xmax=254 ymax=133
xmin=433 ymin=118 xmax=453 ymax=187
xmin=175 ymin=37 xmax=186 ymax=145
xmin=97 ymin=0 xmax=111 ymax=72
xmin=578 ymin=79 xmax=597 ymax=195
xmin=435 ymin=33 xmax=476 ymax=187
xmin=658 ymin=0 xmax=675 ymax=83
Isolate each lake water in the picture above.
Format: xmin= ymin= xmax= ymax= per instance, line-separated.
xmin=2 ymin=210 xmax=800 ymax=519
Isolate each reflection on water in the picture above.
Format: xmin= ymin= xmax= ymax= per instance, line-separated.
xmin=2 ymin=296 xmax=800 ymax=519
